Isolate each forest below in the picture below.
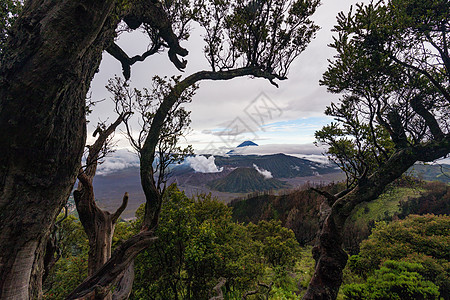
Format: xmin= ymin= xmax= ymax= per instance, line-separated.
xmin=43 ymin=178 xmax=450 ymax=299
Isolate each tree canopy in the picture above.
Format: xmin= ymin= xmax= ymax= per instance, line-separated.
xmin=305 ymin=1 xmax=449 ymax=298
xmin=317 ymin=0 xmax=449 ymax=187
xmin=344 ymin=215 xmax=450 ymax=299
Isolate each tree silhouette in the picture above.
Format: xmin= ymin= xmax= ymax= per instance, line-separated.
xmin=305 ymin=1 xmax=450 ymax=298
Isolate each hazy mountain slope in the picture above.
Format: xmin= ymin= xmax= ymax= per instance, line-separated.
xmin=92 ymin=166 xmax=144 ymax=219
xmin=207 ymin=167 xmax=290 ymax=193
xmin=214 ymin=154 xmax=336 ymax=178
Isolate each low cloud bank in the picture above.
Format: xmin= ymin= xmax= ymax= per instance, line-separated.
xmin=253 ymin=164 xmax=273 ymax=179
xmin=293 ymin=154 xmax=330 ymax=165
xmin=96 ymin=149 xmax=140 ymax=175
xmin=186 ymin=155 xmax=223 ymax=173
xmin=229 ymin=143 xmax=327 ymax=156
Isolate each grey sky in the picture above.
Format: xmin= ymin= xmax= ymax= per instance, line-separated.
xmin=88 ymin=0 xmax=368 ymax=152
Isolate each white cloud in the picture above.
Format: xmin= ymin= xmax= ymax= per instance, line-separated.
xmin=185 ymin=155 xmax=223 ymax=173
xmin=230 ymin=143 xmax=327 ymax=156
xmin=293 ymin=154 xmax=331 ymax=165
xmin=96 ymin=148 xmax=140 ymax=175
xmin=253 ymin=164 xmax=273 ymax=179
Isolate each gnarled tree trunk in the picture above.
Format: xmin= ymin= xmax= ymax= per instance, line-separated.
xmin=0 ymin=1 xmax=117 ymax=298
xmin=303 ymin=142 xmax=450 ymax=300
xmin=0 ymin=0 xmax=189 ymax=297
xmin=73 ymin=113 xmax=131 ymax=299
xmin=74 ymin=185 xmax=129 ymax=277
xmin=74 ymin=114 xmax=130 ymax=276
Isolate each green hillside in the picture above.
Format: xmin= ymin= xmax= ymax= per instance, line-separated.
xmin=407 ymin=163 xmax=450 ymax=183
xmin=230 ymin=180 xmax=450 ymax=251
xmin=207 ymin=167 xmax=290 ymax=193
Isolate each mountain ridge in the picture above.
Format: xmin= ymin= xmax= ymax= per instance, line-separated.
xmin=207 ymin=167 xmax=290 ymax=193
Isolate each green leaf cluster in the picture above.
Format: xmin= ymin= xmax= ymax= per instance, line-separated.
xmin=132 ymin=185 xmax=301 ymax=299
xmin=343 ymin=215 xmax=450 ymax=299
xmin=194 ymin=0 xmax=320 ymax=77
xmin=43 ymin=215 xmax=89 ymax=299
xmin=343 ymin=260 xmax=440 ymax=300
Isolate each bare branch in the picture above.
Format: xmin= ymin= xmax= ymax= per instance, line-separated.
xmin=107 ymin=43 xmax=162 ymax=80
xmin=310 ymin=187 xmax=338 ymax=206
xmin=124 ymin=0 xmax=189 ymax=71
xmin=410 ymin=95 xmax=445 ymax=141
xmin=424 ymin=32 xmax=450 ymax=77
xmin=209 ymin=277 xmax=226 ymax=300
xmin=389 ymin=54 xmax=450 ymax=104
xmin=111 ymin=192 xmax=129 ymax=224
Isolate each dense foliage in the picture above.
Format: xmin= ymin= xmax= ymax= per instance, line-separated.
xmin=41 ymin=182 xmax=450 ymax=299
xmin=131 ymin=185 xmax=301 ymax=299
xmin=43 ymin=186 xmax=305 ymax=299
xmin=231 ymin=179 xmax=450 ymax=253
xmin=343 ymin=260 xmax=440 ymax=300
xmin=398 ymin=181 xmax=450 ymax=217
xmin=43 ymin=215 xmax=89 ymax=299
xmin=343 ymin=215 xmax=450 ymax=299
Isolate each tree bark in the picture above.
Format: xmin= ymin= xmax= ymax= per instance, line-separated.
xmin=0 ymin=1 xmax=117 ymax=298
xmin=303 ymin=139 xmax=450 ymax=300
xmin=73 ymin=185 xmax=129 ymax=300
xmin=74 ymin=187 xmax=129 ymax=276
xmin=66 ymin=231 xmax=157 ymax=299
xmin=112 ymin=262 xmax=135 ymax=300
xmin=0 ymin=0 xmax=189 ymax=297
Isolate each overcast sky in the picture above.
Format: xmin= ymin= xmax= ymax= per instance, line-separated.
xmin=88 ymin=0 xmax=366 ymax=156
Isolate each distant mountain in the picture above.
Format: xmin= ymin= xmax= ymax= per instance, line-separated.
xmin=237 ymin=141 xmax=258 ymax=147
xmin=84 ymin=155 xmax=449 ymax=220
xmin=227 ymin=141 xmax=258 ymax=155
xmin=207 ymin=167 xmax=290 ymax=193
xmin=214 ymin=154 xmax=336 ymax=178
xmin=92 ymin=166 xmax=144 ymax=220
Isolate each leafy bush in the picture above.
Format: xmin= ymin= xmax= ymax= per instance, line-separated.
xmin=344 ymin=215 xmax=450 ymax=298
xmin=398 ymin=181 xmax=450 ymax=217
xmin=132 ymin=185 xmax=302 ymax=299
xmin=343 ymin=260 xmax=440 ymax=300
xmin=43 ymin=215 xmax=88 ymax=299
